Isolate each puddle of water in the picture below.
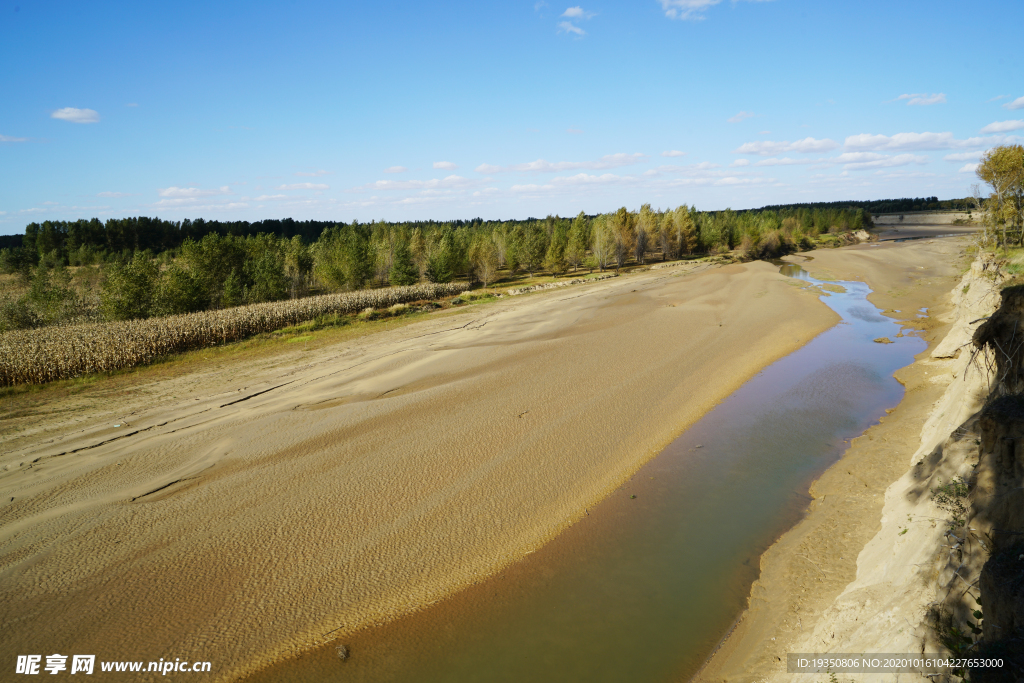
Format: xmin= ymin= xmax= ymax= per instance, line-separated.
xmin=778 ymin=263 xmax=807 ymax=278
xmin=248 ymin=265 xmax=925 ymax=683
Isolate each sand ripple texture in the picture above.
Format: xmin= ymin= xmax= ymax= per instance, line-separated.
xmin=0 ymin=261 xmax=836 ymax=681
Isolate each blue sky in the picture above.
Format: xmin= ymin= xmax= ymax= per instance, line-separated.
xmin=2 ymin=0 xmax=1022 ymax=233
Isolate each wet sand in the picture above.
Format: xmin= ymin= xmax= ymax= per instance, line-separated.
xmin=0 ymin=260 xmax=835 ymax=680
xmin=696 ymin=236 xmax=974 ymax=682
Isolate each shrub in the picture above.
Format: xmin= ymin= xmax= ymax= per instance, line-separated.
xmin=100 ymin=253 xmax=158 ymax=321
xmin=153 ymin=264 xmax=207 ymax=316
xmin=932 ymin=476 xmax=970 ymax=529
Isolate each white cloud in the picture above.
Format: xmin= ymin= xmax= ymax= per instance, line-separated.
xmin=254 ymin=194 xmax=290 ymax=201
xmin=660 ymin=0 xmax=772 ymax=21
xmin=277 ymin=182 xmax=329 ymax=190
xmin=981 ymin=120 xmax=1024 ymax=134
xmin=731 ymin=159 xmax=750 ymax=167
xmin=844 ymin=131 xmax=1010 ymax=152
xmin=97 ymin=191 xmax=133 ymax=198
xmin=895 ymin=93 xmax=946 ymax=106
xmin=475 ymin=152 xmax=648 ymax=174
xmin=679 ymin=161 xmax=720 ymax=171
xmin=510 ymin=173 xmax=646 ymax=194
xmin=836 ymin=152 xmax=929 ymax=170
xmin=661 ymin=150 xmax=686 ymax=157
xmin=660 ymin=0 xmax=720 ymax=20
xmin=153 ymin=200 xmax=250 ymax=211
xmin=553 ymin=173 xmax=636 ymax=187
xmin=758 ymin=130 xmax=771 ymax=135
xmin=567 ymin=127 xmax=583 ymax=134
xmin=506 ymin=165 xmax=753 ymax=195
xmin=871 ymin=170 xmax=937 ymax=180
xmin=158 ymin=186 xmax=230 ymax=198
xmin=728 ymin=111 xmax=756 ymax=123
xmin=433 ymin=161 xmax=458 ymax=170
xmin=754 ymin=157 xmax=817 ymax=166
xmin=741 ymin=151 xmax=930 ymax=170
xmin=1003 ymin=96 xmax=1024 ymax=110
xmin=352 ymin=175 xmax=477 ymax=192
xmin=562 ymin=6 xmax=594 ymax=18
xmin=295 ymin=169 xmax=332 ymax=177
xmin=384 ymin=166 xmax=409 ymax=174
xmin=733 ymin=137 xmax=838 ymax=156
xmin=989 ymin=95 xmax=1009 ymax=102
xmin=0 ymin=134 xmax=28 ymax=142
xmin=735 ymin=141 xmax=794 ymax=156
xmin=558 ymin=20 xmax=585 ymax=35
xmin=789 ymin=137 xmax=839 ymax=153
xmin=51 ymin=107 xmax=100 ymax=124
xmin=960 ymin=163 xmax=979 ymax=173
xmin=18 ymin=203 xmax=112 ymax=214
xmin=713 ymin=176 xmax=773 ymax=186
xmin=646 ymin=162 xmax=723 ymax=177
xmin=944 ymin=151 xmax=984 ymax=162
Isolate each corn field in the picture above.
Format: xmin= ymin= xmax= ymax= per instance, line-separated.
xmin=0 ymin=282 xmax=469 ymax=386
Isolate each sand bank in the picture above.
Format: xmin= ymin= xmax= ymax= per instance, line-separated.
xmin=873 ymin=218 xmax=980 ymax=242
xmin=696 ymin=236 xmax=989 ymax=682
xmin=1 ymin=259 xmax=835 ymax=680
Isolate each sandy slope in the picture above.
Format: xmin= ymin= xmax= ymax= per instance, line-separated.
xmin=0 ymin=260 xmax=834 ymax=681
xmin=696 ymin=236 xmax=982 ymax=682
xmin=871 ymin=216 xmax=980 ymax=242
xmin=873 ymin=212 xmax=974 ymax=226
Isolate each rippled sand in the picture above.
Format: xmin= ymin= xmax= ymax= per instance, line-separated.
xmin=1 ymin=260 xmax=835 ymax=680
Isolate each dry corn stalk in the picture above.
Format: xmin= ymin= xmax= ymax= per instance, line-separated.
xmin=0 ymin=282 xmax=468 ymax=386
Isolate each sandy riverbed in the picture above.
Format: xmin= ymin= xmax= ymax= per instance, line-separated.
xmin=1 ymin=258 xmax=836 ymax=680
xmin=696 ymin=235 xmax=981 ymax=682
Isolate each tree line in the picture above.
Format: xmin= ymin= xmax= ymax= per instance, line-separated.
xmin=754 ymin=196 xmax=974 ymax=214
xmin=0 ymin=204 xmax=872 ymax=331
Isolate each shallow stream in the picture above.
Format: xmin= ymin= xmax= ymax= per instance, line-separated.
xmin=249 ymin=264 xmax=926 ymax=683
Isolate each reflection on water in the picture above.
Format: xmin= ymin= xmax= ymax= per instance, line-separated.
xmin=249 ymin=264 xmax=925 ymax=683
xmin=778 ymin=263 xmax=808 ymax=279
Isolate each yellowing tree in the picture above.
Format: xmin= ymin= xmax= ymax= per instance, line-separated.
xmin=672 ymin=205 xmax=697 ymax=256
xmin=469 ymin=235 xmax=499 ymax=287
xmin=977 ymin=144 xmax=1024 ymax=246
xmin=636 ymin=204 xmax=657 ymax=264
xmin=589 ymin=215 xmax=613 ymax=271
xmin=610 ymin=207 xmax=636 ymax=268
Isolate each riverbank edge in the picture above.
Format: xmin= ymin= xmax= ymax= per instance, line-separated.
xmin=694 ymin=247 xmax=1002 ymax=682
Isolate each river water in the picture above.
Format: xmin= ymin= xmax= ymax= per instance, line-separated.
xmin=248 ymin=264 xmax=926 ymax=683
